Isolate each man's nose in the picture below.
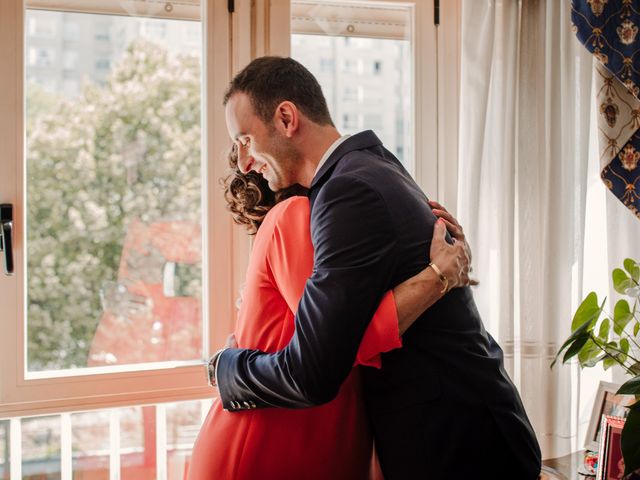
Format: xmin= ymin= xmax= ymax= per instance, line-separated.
xmin=237 ymin=147 xmax=255 ymax=174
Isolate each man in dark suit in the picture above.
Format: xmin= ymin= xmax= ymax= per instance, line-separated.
xmin=211 ymin=57 xmax=541 ymax=479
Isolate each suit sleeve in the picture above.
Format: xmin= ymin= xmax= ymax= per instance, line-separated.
xmin=266 ymin=198 xmax=402 ymax=370
xmin=216 ymin=176 xmax=398 ymax=409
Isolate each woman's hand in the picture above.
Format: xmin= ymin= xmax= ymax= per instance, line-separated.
xmin=429 ymin=200 xmax=478 ymax=287
xmin=429 ymin=219 xmax=470 ymax=291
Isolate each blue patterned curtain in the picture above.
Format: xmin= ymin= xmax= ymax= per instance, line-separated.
xmin=572 ymin=0 xmax=640 ymax=219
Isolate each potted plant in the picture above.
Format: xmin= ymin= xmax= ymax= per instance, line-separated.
xmin=554 ymin=258 xmax=640 ymax=476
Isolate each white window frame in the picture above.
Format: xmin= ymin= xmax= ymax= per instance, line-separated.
xmin=279 ymin=0 xmax=461 ymax=210
xmin=0 ymin=0 xmax=461 ymax=419
xmin=0 ymin=0 xmax=246 ymax=418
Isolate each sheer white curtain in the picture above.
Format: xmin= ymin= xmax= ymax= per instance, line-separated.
xmin=458 ymin=0 xmax=640 ymax=458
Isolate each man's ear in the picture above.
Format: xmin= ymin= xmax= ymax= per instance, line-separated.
xmin=273 ymin=101 xmax=299 ymax=138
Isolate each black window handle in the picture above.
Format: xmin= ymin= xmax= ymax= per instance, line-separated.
xmin=1 ymin=204 xmax=14 ymax=276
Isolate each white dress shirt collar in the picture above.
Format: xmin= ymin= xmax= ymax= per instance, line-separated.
xmin=313 ymin=134 xmax=351 ymax=177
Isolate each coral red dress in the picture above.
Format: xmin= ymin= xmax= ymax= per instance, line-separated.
xmin=188 ymin=196 xmax=401 ymax=480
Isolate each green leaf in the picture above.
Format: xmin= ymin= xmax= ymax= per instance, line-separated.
xmin=562 ymin=334 xmax=590 ymax=364
xmin=553 ymin=295 xmax=605 ymax=369
xmin=599 ymin=318 xmax=611 ymax=340
xmin=619 ymin=338 xmax=630 ymax=364
xmin=634 ymin=322 xmax=640 ymax=337
xmin=618 ymin=375 xmax=640 ymax=395
xmin=614 ymin=300 xmax=634 ymax=335
xmin=603 ymin=356 xmax=618 ymax=370
xmin=622 ymin=401 xmax=640 ymax=476
xmin=605 ymin=340 xmax=619 ymax=354
xmin=613 ymin=268 xmax=635 ymax=295
xmin=570 ymin=292 xmax=601 ymax=333
xmin=624 ymin=258 xmax=640 ymax=283
xmin=621 ymin=338 xmax=630 ymax=354
xmin=578 ymin=338 xmax=602 ymax=367
xmin=603 ymin=341 xmax=621 ymax=371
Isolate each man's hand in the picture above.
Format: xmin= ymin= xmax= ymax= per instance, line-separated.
xmin=429 ymin=218 xmax=470 ymax=291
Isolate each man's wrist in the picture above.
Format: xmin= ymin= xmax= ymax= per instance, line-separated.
xmin=206 ymin=348 xmax=228 ymax=387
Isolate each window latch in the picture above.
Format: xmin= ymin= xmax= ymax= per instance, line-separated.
xmin=1 ymin=204 xmax=14 ymax=276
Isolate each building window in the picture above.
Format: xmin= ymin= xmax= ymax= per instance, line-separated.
xmin=95 ymin=58 xmax=110 ymax=70
xmin=63 ymin=51 xmax=78 ymax=70
xmin=319 ymin=58 xmax=335 ymax=73
xmin=141 ymin=20 xmax=167 ymax=40
xmin=344 ymin=59 xmax=356 ymax=73
xmin=63 ymin=22 xmax=80 ymax=41
xmin=28 ymin=16 xmax=56 ymax=37
xmin=28 ymin=47 xmax=55 ymax=67
xmin=373 ymin=60 xmax=382 ymax=74
xmin=343 ymin=113 xmax=360 ymax=130
xmin=94 ymin=24 xmax=111 ymax=41
xmin=343 ymin=86 xmax=357 ymax=102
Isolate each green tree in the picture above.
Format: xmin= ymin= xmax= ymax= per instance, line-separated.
xmin=26 ymin=40 xmax=201 ymax=370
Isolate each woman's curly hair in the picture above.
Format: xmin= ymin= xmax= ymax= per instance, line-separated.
xmin=222 ymin=144 xmax=308 ymax=234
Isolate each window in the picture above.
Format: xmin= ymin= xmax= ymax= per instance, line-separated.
xmin=25 ymin=9 xmax=204 ymax=375
xmin=343 ymin=86 xmax=357 ymax=102
xmin=290 ymin=0 xmax=450 ymax=202
xmin=141 ymin=20 xmax=167 ymax=40
xmin=342 ymin=113 xmax=358 ymax=130
xmin=343 ymin=58 xmax=357 ymax=73
xmin=94 ymin=23 xmax=111 ymax=42
xmin=0 ymin=0 xmax=237 ymax=424
xmin=291 ymin=1 xmax=414 ymax=170
xmin=28 ymin=15 xmax=56 ymax=37
xmin=4 ymin=399 xmax=209 ymax=479
xmin=28 ymin=47 xmax=55 ymax=67
xmin=63 ymin=51 xmax=77 ymax=70
xmin=0 ymin=421 xmax=8 ymax=480
xmin=319 ymin=58 xmax=334 ymax=73
xmin=63 ymin=21 xmax=79 ymax=41
xmin=2 ymin=0 xmax=451 ymax=473
xmin=94 ymin=57 xmax=110 ymax=70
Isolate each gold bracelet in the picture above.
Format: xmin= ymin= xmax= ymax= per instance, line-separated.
xmin=428 ymin=262 xmax=449 ymax=294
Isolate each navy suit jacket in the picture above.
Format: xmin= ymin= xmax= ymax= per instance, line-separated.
xmin=216 ymin=131 xmax=541 ymax=477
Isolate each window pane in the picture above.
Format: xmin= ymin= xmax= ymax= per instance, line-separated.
xmin=120 ymin=406 xmax=156 ymax=480
xmin=291 ymin=4 xmax=412 ymax=169
xmin=166 ymin=399 xmax=208 ymax=479
xmin=25 ymin=9 xmax=204 ymax=372
xmin=22 ymin=416 xmax=61 ymax=479
xmin=71 ymin=411 xmax=110 ymax=479
xmin=3 ymin=399 xmax=208 ymax=478
xmin=0 ymin=421 xmax=8 ymax=480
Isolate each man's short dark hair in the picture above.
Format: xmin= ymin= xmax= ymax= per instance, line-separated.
xmin=223 ymin=56 xmax=334 ymax=127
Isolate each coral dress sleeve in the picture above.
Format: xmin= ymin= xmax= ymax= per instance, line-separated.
xmin=267 ymin=197 xmax=402 ymax=369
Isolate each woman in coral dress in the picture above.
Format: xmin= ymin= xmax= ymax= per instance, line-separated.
xmin=188 ymin=147 xmax=461 ymax=479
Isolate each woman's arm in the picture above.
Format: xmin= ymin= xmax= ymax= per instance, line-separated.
xmin=268 ymin=197 xmax=470 ymax=365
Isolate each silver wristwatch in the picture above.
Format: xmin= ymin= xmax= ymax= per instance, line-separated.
xmin=205 ymin=348 xmax=226 ymax=387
